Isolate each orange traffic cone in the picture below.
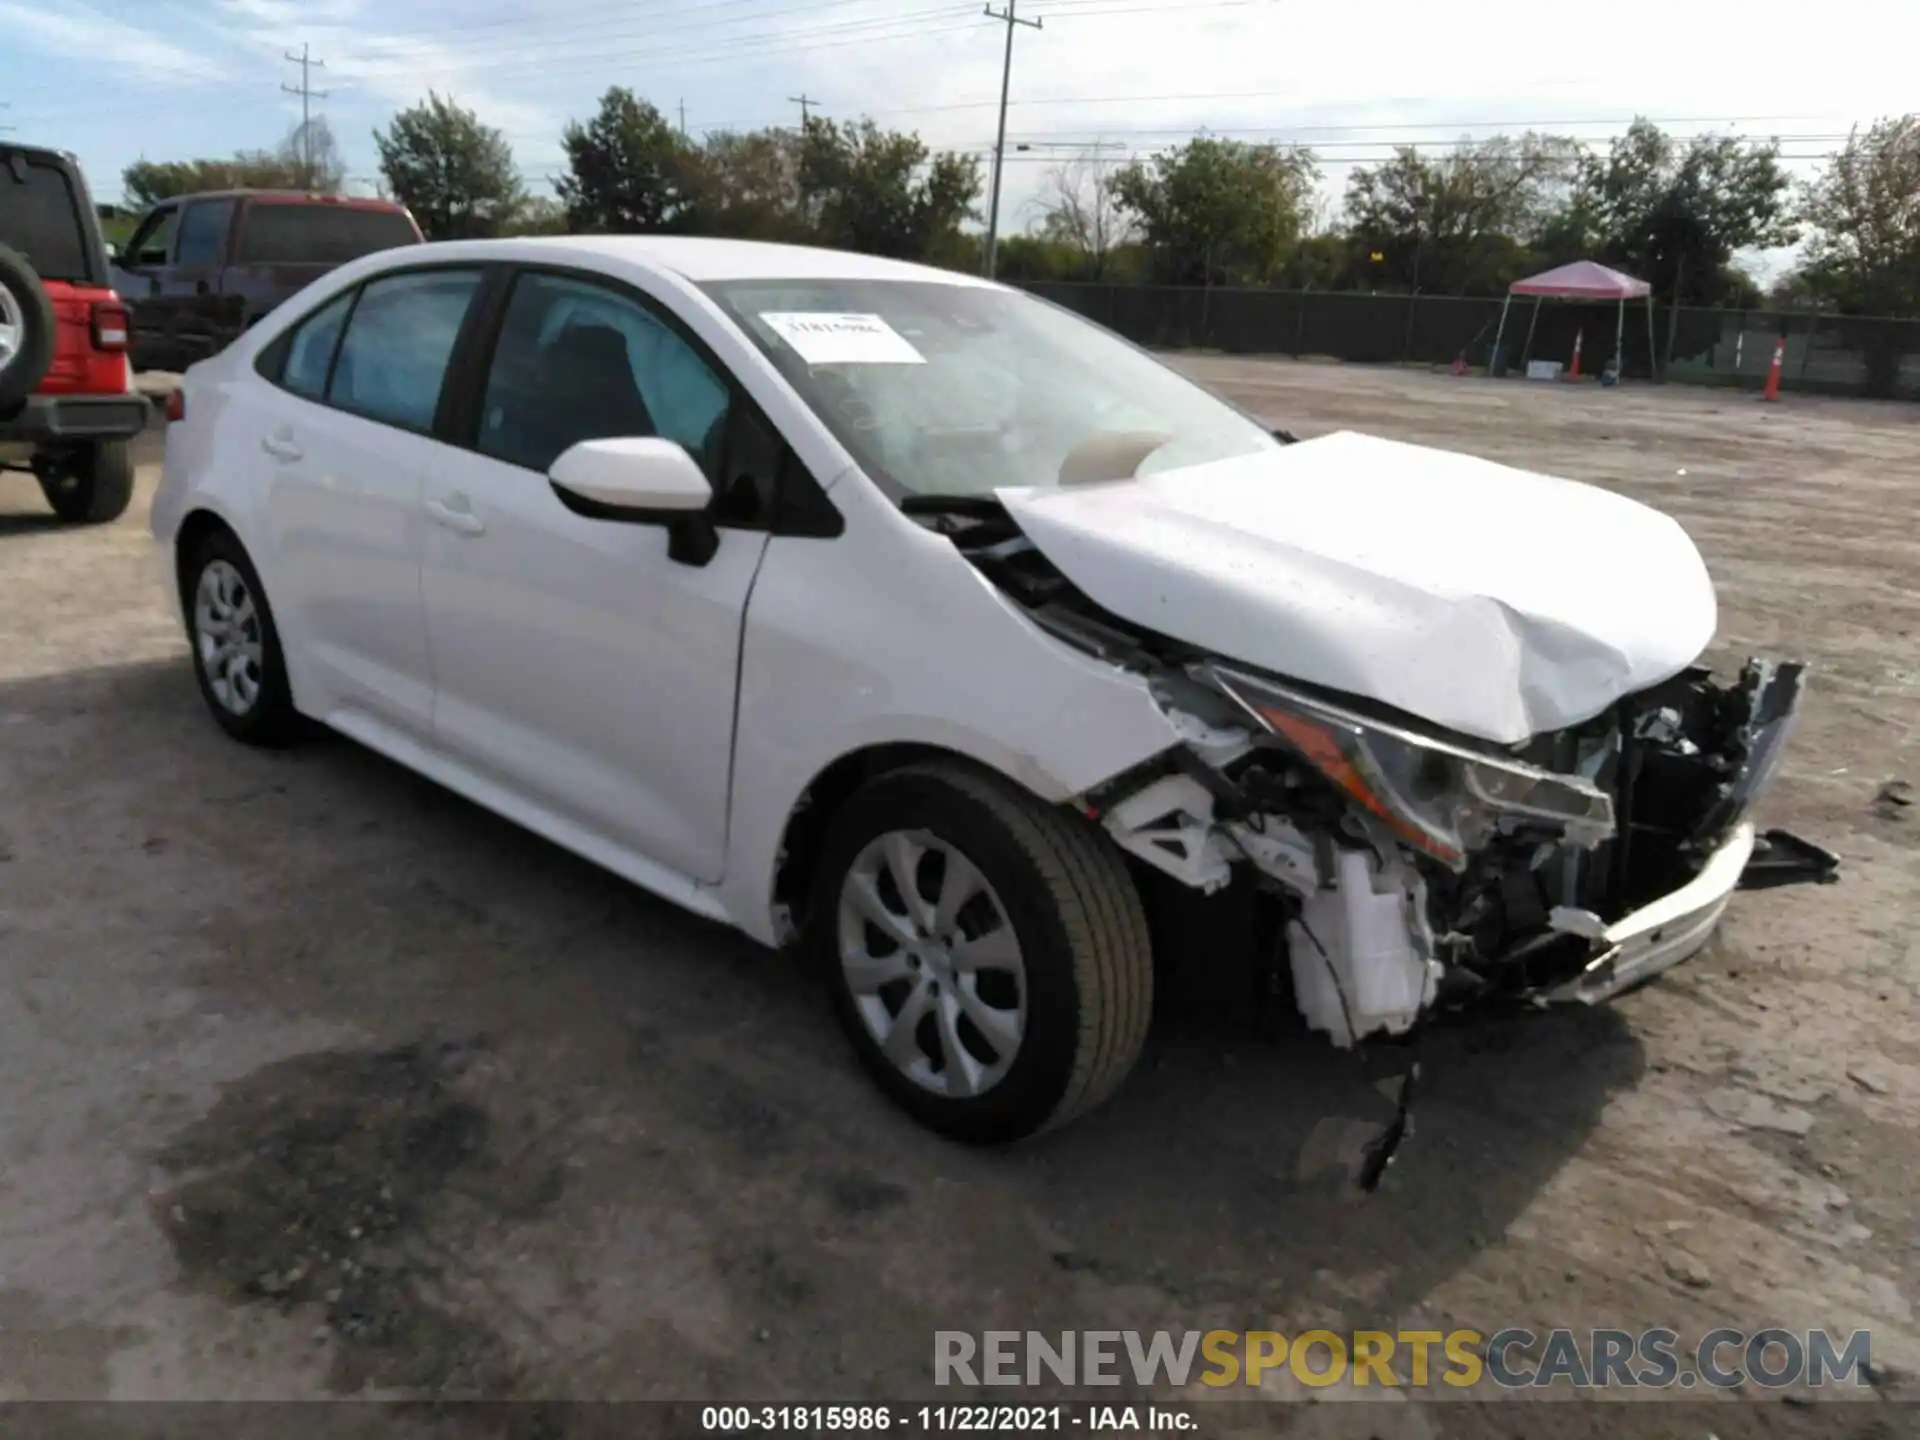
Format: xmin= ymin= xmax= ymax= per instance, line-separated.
xmin=1762 ymin=337 xmax=1785 ymax=402
xmin=1567 ymin=327 xmax=1584 ymax=380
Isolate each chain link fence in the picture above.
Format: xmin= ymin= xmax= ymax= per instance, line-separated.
xmin=1021 ymin=283 xmax=1920 ymax=400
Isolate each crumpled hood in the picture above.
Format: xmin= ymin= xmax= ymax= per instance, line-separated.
xmin=997 ymin=430 xmax=1717 ymax=744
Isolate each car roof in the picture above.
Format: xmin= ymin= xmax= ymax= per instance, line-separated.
xmin=495 ymin=235 xmax=1000 ymax=288
xmin=149 ymin=190 xmax=410 ymax=209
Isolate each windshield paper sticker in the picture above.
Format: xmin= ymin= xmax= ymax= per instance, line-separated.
xmin=760 ymin=312 xmax=927 ymax=365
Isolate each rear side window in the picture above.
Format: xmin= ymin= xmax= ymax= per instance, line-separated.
xmin=175 ymin=199 xmax=235 ymax=267
xmin=281 ymin=291 xmax=355 ymax=399
xmin=328 ymin=269 xmax=481 ymax=432
xmin=236 ymin=204 xmax=420 ymax=265
xmin=0 ymin=156 xmax=91 ymax=282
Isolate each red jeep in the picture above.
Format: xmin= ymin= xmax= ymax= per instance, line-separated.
xmin=0 ymin=143 xmax=147 ymax=525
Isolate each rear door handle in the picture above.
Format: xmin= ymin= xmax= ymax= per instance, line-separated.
xmin=426 ymin=496 xmax=486 ymax=537
xmin=261 ymin=433 xmax=302 ymax=463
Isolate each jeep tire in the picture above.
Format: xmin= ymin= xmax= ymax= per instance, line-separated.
xmin=0 ymin=244 xmax=58 ymax=409
xmin=40 ymin=439 xmax=136 ymax=525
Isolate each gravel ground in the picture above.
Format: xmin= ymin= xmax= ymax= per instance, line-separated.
xmin=0 ymin=360 xmax=1914 ymax=1436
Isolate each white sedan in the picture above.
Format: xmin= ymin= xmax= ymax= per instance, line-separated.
xmin=152 ymin=237 xmax=1831 ymax=1144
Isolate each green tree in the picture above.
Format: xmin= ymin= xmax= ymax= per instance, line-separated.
xmin=556 ymin=88 xmax=698 ymax=233
xmin=1563 ymin=119 xmax=1796 ymax=306
xmin=1343 ymin=135 xmax=1583 ymax=294
xmin=374 ymin=94 xmax=525 ymax=240
xmin=1797 ymin=116 xmax=1920 ymax=316
xmin=798 ymin=117 xmax=981 ymax=260
xmin=688 ymin=128 xmax=807 ymax=241
xmin=122 ymin=118 xmax=342 ymax=208
xmin=1108 ymin=138 xmax=1319 ymax=286
xmin=503 ymin=194 xmax=569 ymax=236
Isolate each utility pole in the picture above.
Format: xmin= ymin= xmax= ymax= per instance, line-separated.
xmin=679 ymin=99 xmax=688 ymax=136
xmin=788 ymin=94 xmax=819 ymax=130
xmin=982 ymin=0 xmax=1041 ymax=280
xmin=281 ymin=44 xmax=330 ymax=189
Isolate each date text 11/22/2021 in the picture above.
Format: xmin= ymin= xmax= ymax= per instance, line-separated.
xmin=701 ymin=1405 xmax=1197 ymax=1432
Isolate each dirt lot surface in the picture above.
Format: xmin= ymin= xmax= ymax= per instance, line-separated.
xmin=1 ymin=362 xmax=1915 ymax=1437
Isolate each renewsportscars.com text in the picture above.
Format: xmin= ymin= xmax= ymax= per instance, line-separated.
xmin=934 ymin=1328 xmax=1873 ymax=1391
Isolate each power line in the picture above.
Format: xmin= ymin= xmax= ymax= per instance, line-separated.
xmin=281 ymin=44 xmax=331 ymax=189
xmin=982 ymin=0 xmax=1042 ymax=279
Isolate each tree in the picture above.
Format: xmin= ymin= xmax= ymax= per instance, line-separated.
xmin=1030 ymin=151 xmax=1135 ymax=279
xmin=1109 ymin=138 xmax=1319 ymax=286
xmin=122 ymin=118 xmax=343 ymax=209
xmin=1343 ymin=135 xmax=1583 ymax=293
xmin=1564 ymin=119 xmax=1796 ymax=306
xmin=556 ymin=88 xmax=698 ymax=233
xmin=798 ymin=117 xmax=981 ymax=261
xmin=688 ymin=128 xmax=807 ymax=241
xmin=504 ymin=195 xmax=569 ymax=237
xmin=1797 ymin=116 xmax=1920 ymax=316
xmin=281 ymin=115 xmax=347 ymax=194
xmin=374 ymin=93 xmax=525 ymax=240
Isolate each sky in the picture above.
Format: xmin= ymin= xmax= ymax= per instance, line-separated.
xmin=2 ymin=0 xmax=1911 ymax=279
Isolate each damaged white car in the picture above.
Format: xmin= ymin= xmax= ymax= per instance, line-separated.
xmin=152 ymin=237 xmax=1838 ymax=1146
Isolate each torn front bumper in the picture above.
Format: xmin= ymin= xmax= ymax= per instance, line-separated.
xmin=1540 ymin=660 xmax=1839 ymax=1004
xmin=1545 ymin=820 xmax=1755 ymax=1003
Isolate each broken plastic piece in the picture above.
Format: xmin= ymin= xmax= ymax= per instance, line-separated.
xmin=1358 ymin=1062 xmax=1420 ymax=1193
xmin=1738 ymin=829 xmax=1841 ymax=891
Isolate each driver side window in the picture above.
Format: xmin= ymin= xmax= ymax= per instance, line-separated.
xmin=126 ymin=205 xmax=179 ymax=266
xmin=477 ymin=272 xmax=731 ymax=481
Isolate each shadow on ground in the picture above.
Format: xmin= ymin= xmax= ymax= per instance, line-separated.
xmin=3 ymin=658 xmax=1645 ymax=1414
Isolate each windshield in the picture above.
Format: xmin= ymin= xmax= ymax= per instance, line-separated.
xmin=701 ymin=279 xmax=1276 ymax=499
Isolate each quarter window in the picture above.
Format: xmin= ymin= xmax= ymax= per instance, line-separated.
xmin=280 ymin=291 xmax=354 ymax=400
xmin=328 ymin=269 xmax=482 ymax=432
xmin=476 ymin=272 xmax=731 ymax=477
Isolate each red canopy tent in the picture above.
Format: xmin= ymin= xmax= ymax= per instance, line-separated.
xmin=1492 ymin=260 xmax=1657 ymax=380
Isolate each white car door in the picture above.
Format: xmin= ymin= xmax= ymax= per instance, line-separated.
xmin=255 ymin=267 xmax=485 ymax=738
xmin=419 ymin=267 xmax=780 ymax=886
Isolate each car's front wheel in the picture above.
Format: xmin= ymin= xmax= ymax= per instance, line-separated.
xmin=184 ymin=529 xmax=300 ymax=746
xmin=812 ymin=762 xmax=1153 ymax=1143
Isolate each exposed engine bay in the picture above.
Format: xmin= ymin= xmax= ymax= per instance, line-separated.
xmin=915 ymin=491 xmax=1840 ymax=1048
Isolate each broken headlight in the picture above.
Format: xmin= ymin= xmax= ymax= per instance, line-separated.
xmin=1205 ymin=666 xmax=1616 ymax=869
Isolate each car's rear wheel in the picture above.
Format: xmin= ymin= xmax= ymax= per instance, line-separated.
xmin=40 ymin=440 xmax=136 ymax=524
xmin=184 ymin=529 xmax=300 ymax=746
xmin=811 ymin=761 xmax=1153 ymax=1143
xmin=0 ymin=244 xmax=57 ymax=408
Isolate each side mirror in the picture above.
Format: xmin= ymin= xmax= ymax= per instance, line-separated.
xmin=549 ymin=436 xmax=718 ymax=566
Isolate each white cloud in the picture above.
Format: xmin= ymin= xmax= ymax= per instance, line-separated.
xmin=0 ymin=0 xmax=225 ymax=81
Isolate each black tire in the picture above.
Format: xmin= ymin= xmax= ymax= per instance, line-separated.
xmin=810 ymin=761 xmax=1153 ymax=1144
xmin=0 ymin=244 xmax=58 ymax=408
xmin=40 ymin=440 xmax=136 ymax=524
xmin=182 ymin=528 xmax=302 ymax=746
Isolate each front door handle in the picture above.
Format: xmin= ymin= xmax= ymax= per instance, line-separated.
xmin=261 ymin=432 xmax=302 ymax=463
xmin=426 ymin=496 xmax=486 ymax=537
